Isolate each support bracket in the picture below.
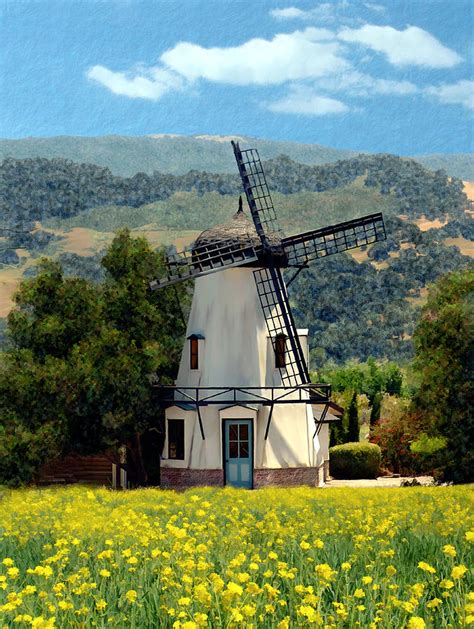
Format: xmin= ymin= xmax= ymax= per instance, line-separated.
xmin=196 ymin=403 xmax=205 ymax=440
xmin=264 ymin=403 xmax=275 ymax=440
xmin=313 ymin=403 xmax=329 ymax=440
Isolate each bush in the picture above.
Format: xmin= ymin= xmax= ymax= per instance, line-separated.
xmin=329 ymin=442 xmax=381 ymax=479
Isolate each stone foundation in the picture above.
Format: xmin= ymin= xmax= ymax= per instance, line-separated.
xmin=160 ymin=466 xmax=325 ymax=489
xmin=160 ymin=468 xmax=224 ymax=488
xmin=253 ymin=466 xmax=322 ymax=488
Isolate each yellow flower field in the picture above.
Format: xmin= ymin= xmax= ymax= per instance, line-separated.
xmin=0 ymin=485 xmax=473 ymax=628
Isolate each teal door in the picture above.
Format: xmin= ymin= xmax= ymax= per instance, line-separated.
xmin=224 ymin=420 xmax=253 ymax=488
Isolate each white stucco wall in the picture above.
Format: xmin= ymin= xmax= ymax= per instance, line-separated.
xmin=168 ymin=267 xmax=325 ymax=472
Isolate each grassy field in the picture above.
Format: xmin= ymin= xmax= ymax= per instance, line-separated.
xmin=0 ymin=486 xmax=472 ymax=628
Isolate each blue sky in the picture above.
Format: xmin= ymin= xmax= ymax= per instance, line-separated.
xmin=1 ymin=0 xmax=473 ymax=154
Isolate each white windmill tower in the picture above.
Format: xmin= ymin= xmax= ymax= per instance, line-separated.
xmin=150 ymin=142 xmax=386 ymax=488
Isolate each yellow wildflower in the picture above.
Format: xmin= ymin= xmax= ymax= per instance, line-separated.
xmin=418 ymin=561 xmax=436 ymax=574
xmin=451 ymin=564 xmax=467 ymax=579
xmin=126 ymin=590 xmax=138 ymax=604
xmin=96 ymin=599 xmax=107 ymax=612
xmin=443 ymin=544 xmax=456 ymax=557
xmin=242 ymin=603 xmax=256 ymax=617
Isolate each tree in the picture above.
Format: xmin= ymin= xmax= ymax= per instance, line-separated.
xmin=346 ymin=392 xmax=360 ymax=442
xmin=411 ymin=269 xmax=474 ymax=482
xmin=369 ymin=391 xmax=382 ymax=426
xmin=0 ymin=260 xmax=103 ymax=485
xmin=0 ymin=230 xmax=187 ymax=486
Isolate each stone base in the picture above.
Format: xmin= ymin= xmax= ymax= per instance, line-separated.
xmin=160 ymin=468 xmax=224 ymax=488
xmin=253 ymin=467 xmax=322 ymax=488
xmin=160 ymin=466 xmax=325 ymax=489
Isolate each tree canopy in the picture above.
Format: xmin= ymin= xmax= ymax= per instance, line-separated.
xmin=411 ymin=269 xmax=474 ymax=482
xmin=0 ymin=230 xmax=187 ymax=485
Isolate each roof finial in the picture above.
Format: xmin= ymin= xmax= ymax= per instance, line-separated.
xmin=238 ymin=195 xmax=243 ymax=214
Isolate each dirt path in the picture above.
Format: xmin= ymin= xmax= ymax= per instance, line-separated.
xmin=324 ymin=476 xmax=434 ymax=488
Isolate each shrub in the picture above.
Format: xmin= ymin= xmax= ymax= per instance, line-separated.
xmin=329 ymin=442 xmax=381 ymax=479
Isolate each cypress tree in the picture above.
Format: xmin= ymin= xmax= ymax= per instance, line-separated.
xmin=370 ymin=391 xmax=382 ymax=427
xmin=347 ymin=392 xmax=360 ymax=442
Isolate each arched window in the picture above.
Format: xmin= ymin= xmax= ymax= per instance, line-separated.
xmin=275 ymin=334 xmax=287 ymax=368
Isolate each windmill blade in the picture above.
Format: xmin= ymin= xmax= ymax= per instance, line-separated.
xmin=150 ymin=237 xmax=259 ymax=290
xmin=254 ymin=267 xmax=309 ymax=387
xmin=232 ymin=141 xmax=282 ymax=239
xmin=282 ymin=212 xmax=386 ymax=267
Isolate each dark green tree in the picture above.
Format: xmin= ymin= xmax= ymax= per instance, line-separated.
xmin=0 ymin=230 xmax=187 ymax=486
xmin=369 ymin=392 xmax=383 ymax=427
xmin=411 ymin=269 xmax=474 ymax=483
xmin=346 ymin=392 xmax=360 ymax=442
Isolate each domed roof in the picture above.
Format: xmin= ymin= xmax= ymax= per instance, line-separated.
xmin=193 ymin=197 xmax=281 ymax=250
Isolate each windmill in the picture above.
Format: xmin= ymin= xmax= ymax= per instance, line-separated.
xmin=151 ymin=142 xmax=386 ymax=488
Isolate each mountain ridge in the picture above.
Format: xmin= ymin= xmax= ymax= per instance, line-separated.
xmin=0 ymin=134 xmax=472 ymax=179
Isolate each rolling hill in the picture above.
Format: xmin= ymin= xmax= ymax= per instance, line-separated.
xmin=1 ymin=152 xmax=472 ymax=365
xmin=0 ymin=134 xmax=472 ymax=179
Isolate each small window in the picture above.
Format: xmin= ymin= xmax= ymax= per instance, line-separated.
xmin=168 ymin=419 xmax=185 ymax=460
xmin=275 ymin=334 xmax=287 ymax=368
xmin=190 ymin=337 xmax=199 ymax=370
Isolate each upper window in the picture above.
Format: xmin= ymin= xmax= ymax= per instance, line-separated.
xmin=168 ymin=419 xmax=185 ymax=460
xmin=190 ymin=337 xmax=199 ymax=370
xmin=275 ymin=334 xmax=287 ymax=368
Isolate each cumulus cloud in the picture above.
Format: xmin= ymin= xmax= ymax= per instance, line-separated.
xmin=160 ymin=29 xmax=348 ymax=85
xmin=86 ymin=20 xmax=468 ymax=118
xmin=426 ymin=80 xmax=474 ymax=110
xmin=267 ymin=85 xmax=349 ymax=115
xmin=87 ymin=65 xmax=183 ymax=100
xmin=316 ymin=70 xmax=417 ymax=96
xmin=338 ymin=24 xmax=462 ymax=68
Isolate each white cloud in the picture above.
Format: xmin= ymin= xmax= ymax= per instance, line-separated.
xmin=267 ymin=85 xmax=349 ymax=115
xmin=87 ymin=65 xmax=183 ymax=100
xmin=426 ymin=80 xmax=474 ymax=110
xmin=161 ymin=29 xmax=348 ymax=85
xmin=317 ymin=70 xmax=417 ymax=96
xmin=363 ymin=2 xmax=387 ymax=13
xmin=270 ymin=7 xmax=307 ymax=20
xmin=338 ymin=24 xmax=462 ymax=68
xmin=270 ymin=3 xmax=347 ymax=23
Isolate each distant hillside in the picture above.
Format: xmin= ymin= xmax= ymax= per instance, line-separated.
xmin=0 ymin=134 xmax=472 ymax=179
xmin=0 ymin=135 xmax=358 ymax=177
xmin=413 ymin=153 xmax=474 ymax=180
xmin=1 ymin=154 xmax=469 ymax=228
xmin=0 ymin=152 xmax=472 ymax=363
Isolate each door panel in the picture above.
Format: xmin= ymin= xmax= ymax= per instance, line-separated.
xmin=224 ymin=419 xmax=253 ymax=488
